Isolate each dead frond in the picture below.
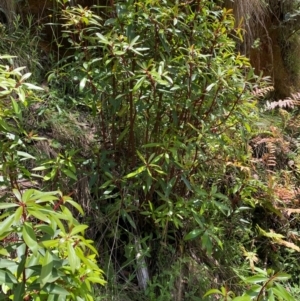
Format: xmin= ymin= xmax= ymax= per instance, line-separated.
xmin=252 ymin=86 xmax=274 ymax=98
xmin=250 ymin=128 xmax=291 ymax=171
xmin=274 ymin=186 xmax=296 ymax=204
xmin=265 ymin=92 xmax=300 ymax=110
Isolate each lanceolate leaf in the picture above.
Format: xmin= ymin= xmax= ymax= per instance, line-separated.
xmin=244 ymin=275 xmax=269 ymax=284
xmin=274 ymin=272 xmax=291 ymax=281
xmin=67 ymin=241 xmax=80 ymax=274
xmin=23 ymin=222 xmax=39 ymax=256
xmin=0 ymin=270 xmax=17 ymax=284
xmin=13 ymin=282 xmax=25 ymax=301
xmin=124 ymin=166 xmax=146 ymax=179
xmin=0 ymin=259 xmax=18 ymax=269
xmin=273 ymin=283 xmax=295 ymax=301
xmin=0 ymin=203 xmax=19 ymax=210
xmin=0 ymin=214 xmax=15 ymax=236
xmin=43 ymin=283 xmax=70 ymax=295
xmin=184 ymin=229 xmax=203 ymax=241
xmin=62 ymin=168 xmax=77 ymax=180
xmin=40 ymin=251 xmax=54 ymax=288
xmin=16 ymin=151 xmax=35 ymax=160
xmin=64 ymin=198 xmax=84 ymax=215
xmin=16 ymin=254 xmax=27 ymax=279
xmin=27 ymin=208 xmax=50 ymax=223
xmin=86 ymin=277 xmax=107 ymax=285
xmin=14 ymin=206 xmax=23 ymax=223
xmin=232 ymin=297 xmax=251 ymax=301
xmin=70 ymin=224 xmax=89 ymax=236
xmin=203 ymin=288 xmax=223 ymax=297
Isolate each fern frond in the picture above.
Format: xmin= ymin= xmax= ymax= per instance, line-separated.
xmin=274 ymin=186 xmax=295 ymax=203
xmin=291 ymin=92 xmax=300 ymax=101
xmin=252 ymin=86 xmax=274 ymax=98
xmin=265 ymin=92 xmax=300 ymax=111
xmin=265 ymin=99 xmax=298 ymax=110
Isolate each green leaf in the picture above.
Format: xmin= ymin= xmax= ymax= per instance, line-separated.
xmin=129 ymin=35 xmax=140 ymax=46
xmin=0 ymin=55 xmax=16 ymax=59
xmin=12 ymin=99 xmax=21 ymax=120
xmin=274 ymin=272 xmax=291 ymax=281
xmin=67 ymin=241 xmax=80 ymax=274
xmin=22 ymin=222 xmax=39 ymax=256
xmin=201 ymin=231 xmax=212 ymax=255
xmin=62 ymin=168 xmax=77 ymax=180
xmin=124 ymin=166 xmax=146 ymax=179
xmin=142 ymin=143 xmax=163 ymax=148
xmin=184 ymin=229 xmax=202 ymax=241
xmin=82 ymin=241 xmax=99 ymax=256
xmin=23 ymin=82 xmax=44 ymax=90
xmin=20 ymin=72 xmax=32 ymax=82
xmin=132 ymin=76 xmax=146 ymax=92
xmin=64 ymin=198 xmax=84 ymax=215
xmin=12 ymin=189 xmax=22 ymax=202
xmin=273 ymin=283 xmax=295 ymax=301
xmin=99 ymin=180 xmax=113 ymax=189
xmin=86 ymin=277 xmax=106 ymax=285
xmin=14 ymin=206 xmax=23 ymax=223
xmin=17 ymin=151 xmax=36 ymax=160
xmin=41 ymin=240 xmax=59 ymax=249
xmin=21 ymin=189 xmax=35 ymax=203
xmin=17 ymin=87 xmax=26 ymax=102
xmin=28 ymin=208 xmax=50 ymax=223
xmin=121 ymin=210 xmax=136 ymax=230
xmin=43 ymin=283 xmax=70 ymax=295
xmin=13 ymin=282 xmax=25 ymax=301
xmin=36 ymin=224 xmax=55 ymax=236
xmin=232 ymin=297 xmax=251 ymax=301
xmin=181 ymin=175 xmax=192 ymax=191
xmin=79 ymin=77 xmax=87 ymax=92
xmin=32 ymin=165 xmax=49 ymax=171
xmin=95 ymin=33 xmax=111 ymax=45
xmin=0 ymin=214 xmax=15 ymax=236
xmin=0 ymin=259 xmax=18 ymax=269
xmin=40 ymin=251 xmax=54 ymax=288
xmin=46 ymin=294 xmax=66 ymax=301
xmin=206 ymin=83 xmax=216 ymax=92
xmin=0 ymin=270 xmax=17 ymax=284
xmin=203 ymin=288 xmax=223 ymax=297
xmin=136 ymin=150 xmax=147 ymax=164
xmin=16 ymin=254 xmax=27 ymax=279
xmin=244 ymin=275 xmax=269 ymax=284
xmin=0 ymin=203 xmax=19 ymax=210
xmin=70 ymin=224 xmax=89 ymax=236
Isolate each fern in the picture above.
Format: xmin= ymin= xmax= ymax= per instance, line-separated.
xmin=250 ymin=128 xmax=291 ymax=170
xmin=274 ymin=186 xmax=296 ymax=203
xmin=265 ymin=92 xmax=300 ymax=110
xmin=252 ymin=86 xmax=274 ymax=98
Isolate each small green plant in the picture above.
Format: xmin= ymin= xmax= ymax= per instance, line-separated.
xmin=0 ymin=189 xmax=106 ymax=301
xmin=204 ymin=268 xmax=295 ymax=301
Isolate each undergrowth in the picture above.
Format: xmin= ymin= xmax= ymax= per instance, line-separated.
xmin=2 ymin=1 xmax=300 ymax=300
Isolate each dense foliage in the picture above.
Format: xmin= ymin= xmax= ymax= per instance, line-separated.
xmin=1 ymin=0 xmax=300 ymax=300
xmin=0 ymin=58 xmax=105 ymax=300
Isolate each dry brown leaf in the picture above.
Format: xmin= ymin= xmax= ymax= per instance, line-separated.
xmin=284 ymin=209 xmax=300 ymax=216
xmin=277 ymin=239 xmax=300 ymax=252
